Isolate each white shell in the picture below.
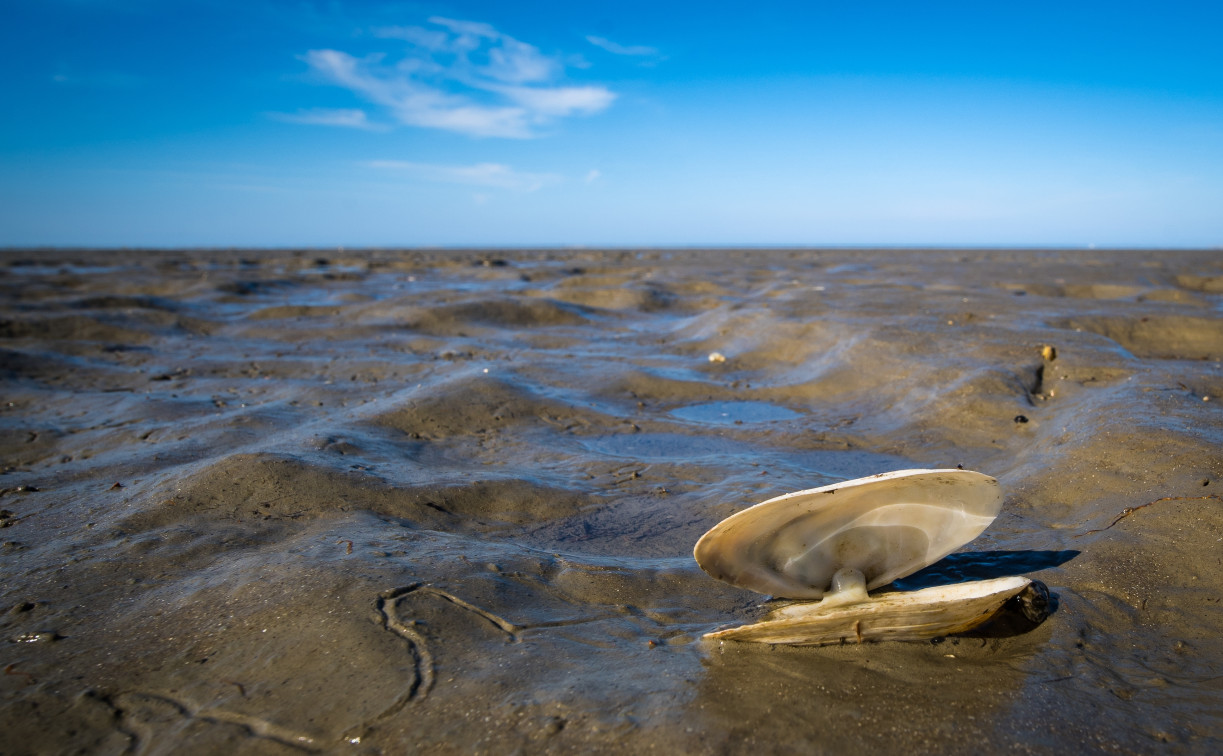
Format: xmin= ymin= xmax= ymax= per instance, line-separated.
xmin=705 ymin=574 xmax=1034 ymax=645
xmin=693 ymin=469 xmax=1002 ymax=599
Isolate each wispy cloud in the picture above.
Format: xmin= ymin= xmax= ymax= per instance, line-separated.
xmin=366 ymin=160 xmax=562 ymax=191
xmin=585 ymin=35 xmax=665 ymax=68
xmin=585 ymin=35 xmax=660 ymax=58
xmin=269 ymin=107 xmax=388 ymax=131
xmin=300 ymin=17 xmax=615 ymax=138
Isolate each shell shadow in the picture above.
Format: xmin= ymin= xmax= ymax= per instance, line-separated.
xmin=891 ymin=549 xmax=1079 ymax=591
xmin=892 ymin=550 xmax=1078 ymax=639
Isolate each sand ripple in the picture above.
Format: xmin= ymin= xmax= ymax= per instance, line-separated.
xmin=2 ymin=248 xmax=1222 ymax=753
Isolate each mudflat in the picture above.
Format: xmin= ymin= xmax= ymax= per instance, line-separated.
xmin=2 ymin=248 xmax=1221 ymax=754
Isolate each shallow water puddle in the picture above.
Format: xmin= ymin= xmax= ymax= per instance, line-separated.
xmin=582 ymin=432 xmax=743 ymax=460
xmin=671 ymin=401 xmax=802 ymax=424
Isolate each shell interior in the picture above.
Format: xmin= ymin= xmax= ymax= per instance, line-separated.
xmin=693 ymin=469 xmax=1002 ymax=599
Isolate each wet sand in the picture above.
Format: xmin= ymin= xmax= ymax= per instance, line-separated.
xmin=1 ymin=247 xmax=1221 ymax=754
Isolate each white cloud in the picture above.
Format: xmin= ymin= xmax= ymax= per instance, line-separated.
xmin=482 ymin=37 xmax=559 ymax=84
xmin=493 ymin=84 xmax=615 ymax=117
xmin=586 ymin=35 xmax=660 ymax=57
xmin=372 ymin=25 xmax=449 ymax=50
xmin=269 ymin=107 xmax=387 ymax=131
xmin=302 ymin=49 xmax=532 ymax=138
xmin=584 ymin=169 xmax=602 ymax=184
xmin=428 ymin=17 xmax=499 ymax=40
xmin=303 ymin=18 xmax=614 ymax=138
xmin=366 ymin=160 xmax=562 ymax=192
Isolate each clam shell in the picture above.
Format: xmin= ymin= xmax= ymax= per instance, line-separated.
xmin=693 ymin=469 xmax=1002 ymax=599
xmin=704 ymin=576 xmax=1038 ymax=645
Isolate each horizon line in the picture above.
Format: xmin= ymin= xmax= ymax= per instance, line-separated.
xmin=4 ymin=244 xmax=1222 ymax=253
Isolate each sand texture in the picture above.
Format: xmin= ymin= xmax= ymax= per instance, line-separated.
xmin=2 ymin=248 xmax=1222 ymax=754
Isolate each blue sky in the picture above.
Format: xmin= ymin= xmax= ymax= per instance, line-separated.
xmin=3 ymin=0 xmax=1221 ymax=247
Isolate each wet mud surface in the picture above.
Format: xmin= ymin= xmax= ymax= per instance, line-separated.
xmin=2 ymin=248 xmax=1222 ymax=754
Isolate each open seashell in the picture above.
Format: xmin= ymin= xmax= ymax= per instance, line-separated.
xmin=695 ymin=469 xmax=1050 ymax=644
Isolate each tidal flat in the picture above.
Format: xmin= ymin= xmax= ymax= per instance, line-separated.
xmin=1 ymin=247 xmax=1221 ymax=754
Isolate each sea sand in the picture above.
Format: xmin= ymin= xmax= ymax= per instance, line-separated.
xmin=1 ymin=247 xmax=1221 ymax=754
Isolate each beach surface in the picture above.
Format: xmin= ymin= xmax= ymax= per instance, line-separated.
xmin=2 ymin=247 xmax=1222 ymax=754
